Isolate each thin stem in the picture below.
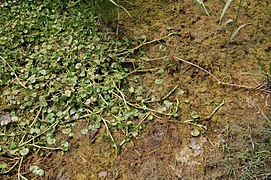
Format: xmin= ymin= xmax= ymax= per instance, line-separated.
xmin=17 ymin=157 xmax=24 ymax=180
xmin=101 ymin=118 xmax=115 ymax=142
xmin=127 ymin=67 xmax=160 ymax=75
xmin=161 ymin=85 xmax=179 ymax=101
xmin=19 ymin=120 xmax=59 ymax=147
xmin=174 ymin=56 xmax=221 ymax=83
xmin=135 ymin=112 xmax=151 ymax=128
xmin=113 ymin=83 xmax=129 ymax=109
xmin=0 ymin=55 xmax=26 ymax=89
xmin=203 ymin=99 xmax=225 ymax=120
xmin=0 ymin=160 xmax=19 ymax=175
xmin=174 ymin=56 xmax=271 ymax=93
xmin=29 ymin=144 xmax=62 ymax=150
xmin=30 ymin=106 xmax=42 ymax=128
xmin=127 ymin=101 xmax=174 ymax=116
xmin=117 ymin=32 xmax=180 ymax=56
xmin=99 ymin=94 xmax=109 ymax=106
xmin=124 ymin=56 xmax=168 ymax=63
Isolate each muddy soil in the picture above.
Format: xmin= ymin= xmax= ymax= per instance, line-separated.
xmin=2 ymin=0 xmax=271 ymax=179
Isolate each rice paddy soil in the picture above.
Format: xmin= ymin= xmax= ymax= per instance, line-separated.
xmin=1 ymin=0 xmax=271 ymax=179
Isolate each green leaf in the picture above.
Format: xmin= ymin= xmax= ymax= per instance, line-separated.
xmin=0 ymin=163 xmax=8 ymax=173
xmin=124 ymin=134 xmax=131 ymax=142
xmin=35 ymin=169 xmax=45 ymax=177
xmin=30 ymin=166 xmax=44 ymax=177
xmin=178 ymin=90 xmax=186 ymax=95
xmin=19 ymin=147 xmax=29 ymax=156
xmin=159 ymin=44 xmax=167 ymax=51
xmin=191 ymin=111 xmax=199 ymax=119
xmin=111 ymin=142 xmax=120 ymax=154
xmin=46 ymin=137 xmax=56 ymax=145
xmin=258 ymin=59 xmax=266 ymax=73
xmin=89 ymin=113 xmax=98 ymax=121
xmin=61 ymin=141 xmax=69 ymax=152
xmin=155 ymin=78 xmax=163 ymax=85
xmin=68 ymin=132 xmax=76 ymax=138
xmin=39 ymin=96 xmax=48 ymax=107
xmin=164 ymin=100 xmax=173 ymax=109
xmin=28 ymin=75 xmax=36 ymax=83
xmin=9 ymin=142 xmax=19 ymax=150
xmin=147 ymin=114 xmax=154 ymax=121
xmin=93 ymin=121 xmax=101 ymax=129
xmin=62 ymin=128 xmax=72 ymax=134
xmin=191 ymin=129 xmax=201 ymax=137
xmin=184 ymin=99 xmax=190 ymax=103
xmin=1 ymin=120 xmax=10 ymax=126
xmin=111 ymin=107 xmax=119 ymax=115
xmin=81 ymin=128 xmax=88 ymax=135
xmin=173 ymin=113 xmax=179 ymax=118
xmin=157 ymin=69 xmax=164 ymax=74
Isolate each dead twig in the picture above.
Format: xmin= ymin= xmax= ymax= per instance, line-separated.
xmin=117 ymin=32 xmax=180 ymax=56
xmin=174 ymin=56 xmax=271 ymax=93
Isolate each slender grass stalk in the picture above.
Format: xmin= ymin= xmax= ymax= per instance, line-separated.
xmin=219 ymin=0 xmax=233 ymax=24
xmin=227 ymin=24 xmax=247 ymax=43
xmin=195 ymin=0 xmax=210 ymax=17
xmin=109 ymin=0 xmax=131 ymax=17
xmin=89 ymin=0 xmax=130 ymax=24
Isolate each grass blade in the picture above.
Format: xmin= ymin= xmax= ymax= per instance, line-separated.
xmin=194 ymin=0 xmax=210 ymax=17
xmin=109 ymin=0 xmax=131 ymax=17
xmin=263 ymin=48 xmax=271 ymax=83
xmin=219 ymin=0 xmax=233 ymax=24
xmin=227 ymin=24 xmax=246 ymax=43
xmin=258 ymin=59 xmax=267 ymax=73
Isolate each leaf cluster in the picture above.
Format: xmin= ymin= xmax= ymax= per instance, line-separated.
xmin=0 ymin=2 xmax=179 ymax=175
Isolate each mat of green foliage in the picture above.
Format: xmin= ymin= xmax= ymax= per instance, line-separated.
xmin=0 ymin=1 xmax=180 ymax=176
